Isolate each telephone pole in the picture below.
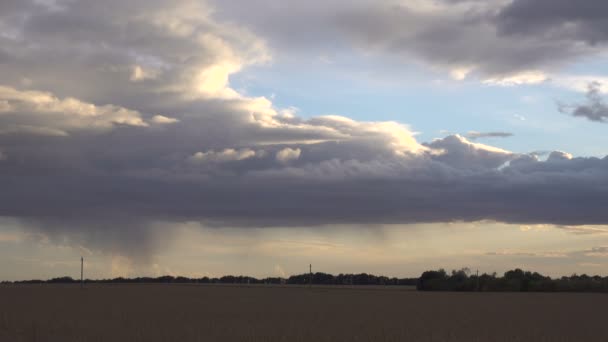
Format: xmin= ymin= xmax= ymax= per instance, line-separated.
xmin=309 ymin=264 xmax=312 ymax=288
xmin=80 ymin=256 xmax=84 ymax=289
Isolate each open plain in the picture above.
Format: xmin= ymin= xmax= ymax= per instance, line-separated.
xmin=1 ymin=284 xmax=607 ymax=342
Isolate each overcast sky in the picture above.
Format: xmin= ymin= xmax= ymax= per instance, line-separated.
xmin=2 ymin=0 xmax=608 ymax=280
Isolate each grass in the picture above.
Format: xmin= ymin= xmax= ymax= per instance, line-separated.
xmin=0 ymin=284 xmax=606 ymax=341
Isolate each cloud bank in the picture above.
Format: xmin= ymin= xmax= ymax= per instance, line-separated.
xmin=1 ymin=0 xmax=608 ymax=258
xmin=212 ymin=0 xmax=608 ymax=82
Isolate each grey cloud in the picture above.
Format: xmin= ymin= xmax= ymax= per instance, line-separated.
xmin=424 ymin=135 xmax=514 ymax=170
xmin=465 ymin=131 xmax=514 ymax=140
xmin=547 ymin=151 xmax=573 ymax=162
xmin=2 ymin=0 xmax=608 ymax=260
xmin=557 ymin=246 xmax=608 ymax=259
xmin=0 ymin=0 xmax=268 ymax=110
xmin=582 ymin=246 xmax=608 ymax=256
xmin=496 ymin=0 xmax=608 ymax=44
xmin=3 ymin=126 xmax=608 ymax=229
xmin=558 ymin=82 xmax=608 ymax=122
xmin=481 ymin=245 xmax=608 ymax=273
xmin=334 ymin=4 xmax=570 ymax=77
xmin=211 ymin=0 xmax=605 ymax=79
xmin=3 ymin=113 xmax=608 ymax=260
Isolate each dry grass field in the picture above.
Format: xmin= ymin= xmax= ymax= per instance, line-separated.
xmin=1 ymin=284 xmax=607 ymax=342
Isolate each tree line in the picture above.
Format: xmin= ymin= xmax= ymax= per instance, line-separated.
xmin=418 ymin=268 xmax=608 ymax=292
xmin=5 ymin=268 xmax=608 ymax=292
xmin=0 ymin=273 xmax=418 ymax=286
xmin=286 ymin=272 xmax=418 ymax=286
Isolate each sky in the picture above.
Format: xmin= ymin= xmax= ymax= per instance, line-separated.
xmin=2 ymin=0 xmax=608 ymax=280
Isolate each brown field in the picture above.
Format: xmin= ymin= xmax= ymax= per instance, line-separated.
xmin=1 ymin=284 xmax=607 ymax=342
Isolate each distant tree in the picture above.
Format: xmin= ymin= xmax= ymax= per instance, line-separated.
xmin=416 ymin=268 xmax=608 ymax=293
xmin=418 ymin=269 xmax=448 ymax=291
xmin=48 ymin=276 xmax=76 ymax=283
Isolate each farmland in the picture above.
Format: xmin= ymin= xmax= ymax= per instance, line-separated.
xmin=1 ymin=284 xmax=606 ymax=341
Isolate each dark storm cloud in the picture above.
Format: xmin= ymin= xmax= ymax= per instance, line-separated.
xmin=2 ymin=126 xmax=608 ymax=230
xmin=2 ymin=0 xmax=608 ymax=259
xmin=558 ymin=82 xmax=608 ymax=123
xmin=496 ymin=0 xmax=608 ymax=44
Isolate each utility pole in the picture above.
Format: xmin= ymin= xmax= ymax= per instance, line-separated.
xmin=309 ymin=264 xmax=312 ymax=288
xmin=476 ymin=269 xmax=479 ymax=292
xmin=80 ymin=256 xmax=84 ymax=289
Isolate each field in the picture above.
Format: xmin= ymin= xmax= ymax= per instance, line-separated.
xmin=1 ymin=284 xmax=607 ymax=341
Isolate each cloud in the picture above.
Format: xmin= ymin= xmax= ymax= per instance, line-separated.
xmin=190 ymin=148 xmax=258 ymax=163
xmin=583 ymin=246 xmax=608 ymax=257
xmin=276 ymin=148 xmax=301 ymax=164
xmin=210 ymin=0 xmax=607 ymax=82
xmin=485 ymin=250 xmax=567 ymax=258
xmin=3 ymin=0 xmax=608 ymax=260
xmin=130 ymin=65 xmax=160 ymax=82
xmin=0 ymin=86 xmax=148 ymax=136
xmin=483 ymin=71 xmax=548 ymax=86
xmin=513 ymin=114 xmax=526 ymax=121
xmin=556 ymin=225 xmax=608 ymax=235
xmin=547 ymin=151 xmax=573 ymax=161
xmin=0 ymin=0 xmax=269 ymax=108
xmin=556 ymin=246 xmax=608 ymax=262
xmin=465 ymin=131 xmax=514 ymax=140
xmin=484 ymin=245 xmax=608 ymax=261
xmin=151 ymin=115 xmax=179 ymax=125
xmin=550 ymin=76 xmax=608 ymax=94
xmin=495 ymin=0 xmax=608 ymax=44
xmin=558 ymin=82 xmax=608 ymax=122
xmin=423 ymin=134 xmax=514 ymax=170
